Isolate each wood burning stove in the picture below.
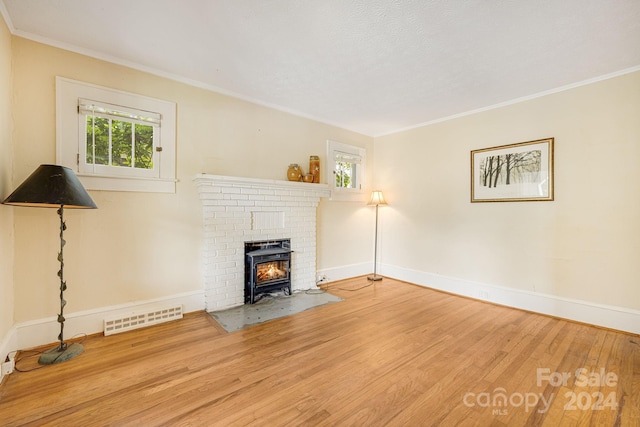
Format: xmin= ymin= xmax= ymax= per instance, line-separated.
xmin=245 ymin=239 xmax=292 ymax=304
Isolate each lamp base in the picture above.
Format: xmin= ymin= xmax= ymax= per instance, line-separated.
xmin=38 ymin=342 xmax=84 ymax=365
xmin=367 ymin=274 xmax=383 ymax=281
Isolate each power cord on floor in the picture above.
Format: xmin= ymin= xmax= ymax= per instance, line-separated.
xmin=336 ymin=282 xmax=374 ymax=291
xmin=319 ymin=279 xmax=375 ymax=292
xmin=14 ymin=333 xmax=89 ymax=373
xmin=14 ymin=350 xmax=45 ymax=373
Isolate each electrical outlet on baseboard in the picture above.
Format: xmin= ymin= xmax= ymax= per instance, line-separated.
xmin=1 ymin=359 xmax=15 ymax=377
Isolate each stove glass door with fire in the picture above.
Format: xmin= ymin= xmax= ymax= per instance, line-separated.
xmin=246 ymin=247 xmax=292 ymax=303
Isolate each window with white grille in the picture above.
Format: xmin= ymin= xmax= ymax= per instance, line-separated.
xmin=327 ymin=139 xmax=366 ymax=201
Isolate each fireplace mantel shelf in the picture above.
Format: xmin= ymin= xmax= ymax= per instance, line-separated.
xmin=194 ymin=173 xmax=330 ymax=195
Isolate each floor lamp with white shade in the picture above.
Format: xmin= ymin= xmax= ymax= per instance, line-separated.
xmin=367 ymin=190 xmax=387 ymax=281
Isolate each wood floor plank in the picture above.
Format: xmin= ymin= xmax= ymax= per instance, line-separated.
xmin=1 ymin=277 xmax=638 ymax=426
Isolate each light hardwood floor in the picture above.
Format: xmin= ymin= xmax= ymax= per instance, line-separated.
xmin=1 ymin=277 xmax=639 ymax=426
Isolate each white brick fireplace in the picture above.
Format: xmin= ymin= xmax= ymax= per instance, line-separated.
xmin=194 ymin=174 xmax=330 ymax=311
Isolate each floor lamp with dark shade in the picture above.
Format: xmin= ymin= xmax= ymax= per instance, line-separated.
xmin=2 ymin=164 xmax=97 ymax=365
xmin=367 ymin=190 xmax=387 ymax=281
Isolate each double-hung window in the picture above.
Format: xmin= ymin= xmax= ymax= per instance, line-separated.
xmin=57 ymin=77 xmax=177 ymax=193
xmin=327 ymin=140 xmax=366 ymax=201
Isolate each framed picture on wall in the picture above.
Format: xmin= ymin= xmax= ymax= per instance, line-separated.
xmin=471 ymin=138 xmax=554 ymax=202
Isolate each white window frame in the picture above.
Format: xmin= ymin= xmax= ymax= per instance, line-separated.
xmin=56 ymin=77 xmax=177 ymax=193
xmin=326 ymin=139 xmax=366 ymax=202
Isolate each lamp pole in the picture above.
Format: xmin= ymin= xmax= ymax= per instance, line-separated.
xmin=55 ymin=205 xmax=68 ymax=352
xmin=367 ymin=190 xmax=386 ymax=281
xmin=38 ymin=204 xmax=86 ymax=364
xmin=368 ymin=202 xmax=382 ymax=281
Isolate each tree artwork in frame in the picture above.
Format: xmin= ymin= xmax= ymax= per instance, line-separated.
xmin=471 ymin=138 xmax=554 ymax=202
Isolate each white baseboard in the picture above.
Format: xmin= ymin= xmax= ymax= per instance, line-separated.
xmin=4 ymin=263 xmax=638 ymax=367
xmin=380 ymin=263 xmax=640 ymax=335
xmin=4 ymin=290 xmax=204 ymax=357
xmin=317 ymin=262 xmax=371 ymax=284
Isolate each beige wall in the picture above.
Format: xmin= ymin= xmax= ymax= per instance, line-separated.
xmin=374 ymin=71 xmax=640 ymax=310
xmin=0 ymin=17 xmax=14 ymax=343
xmin=10 ymin=38 xmax=373 ymax=323
xmin=8 ymin=30 xmax=637 ymax=333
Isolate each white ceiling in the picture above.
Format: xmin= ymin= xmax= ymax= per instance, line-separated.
xmin=2 ymin=0 xmax=640 ymax=137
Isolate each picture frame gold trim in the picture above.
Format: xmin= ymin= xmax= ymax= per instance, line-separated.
xmin=471 ymin=138 xmax=554 ymax=203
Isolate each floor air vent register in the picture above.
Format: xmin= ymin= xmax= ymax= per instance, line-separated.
xmin=104 ymin=305 xmax=183 ymax=336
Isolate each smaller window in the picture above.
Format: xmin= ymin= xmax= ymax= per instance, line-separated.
xmin=327 ymin=140 xmax=366 ymax=201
